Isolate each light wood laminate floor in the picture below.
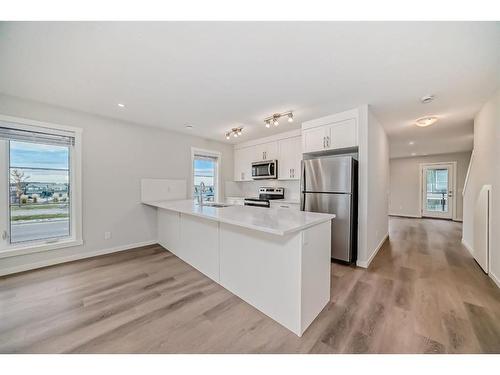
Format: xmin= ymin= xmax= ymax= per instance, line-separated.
xmin=1 ymin=217 xmax=499 ymax=353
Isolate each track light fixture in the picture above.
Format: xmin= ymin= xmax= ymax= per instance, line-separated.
xmin=225 ymin=127 xmax=244 ymax=140
xmin=263 ymin=111 xmax=294 ymax=128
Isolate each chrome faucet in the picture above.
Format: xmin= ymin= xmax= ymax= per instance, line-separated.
xmin=198 ymin=181 xmax=206 ymax=205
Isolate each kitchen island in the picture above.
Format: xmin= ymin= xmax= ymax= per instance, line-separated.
xmin=142 ymin=200 xmax=335 ymax=336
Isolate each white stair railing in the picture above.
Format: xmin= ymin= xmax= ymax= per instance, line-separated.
xmin=463 ymin=149 xmax=475 ymax=196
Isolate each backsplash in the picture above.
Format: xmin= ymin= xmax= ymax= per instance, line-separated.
xmin=225 ymin=180 xmax=300 ymax=201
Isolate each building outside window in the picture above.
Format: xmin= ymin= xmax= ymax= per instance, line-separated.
xmin=0 ymin=116 xmax=82 ymax=254
xmin=192 ymin=148 xmax=220 ymax=203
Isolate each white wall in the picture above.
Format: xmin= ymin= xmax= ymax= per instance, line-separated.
xmin=357 ymin=105 xmax=390 ymax=268
xmin=463 ymin=89 xmax=500 ymax=286
xmin=390 ymin=151 xmax=472 ymax=220
xmin=0 ymin=94 xmax=234 ymax=276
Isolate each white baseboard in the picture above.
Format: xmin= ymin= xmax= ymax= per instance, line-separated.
xmin=0 ymin=240 xmax=157 ymax=277
xmin=461 ymin=238 xmax=474 ymax=256
xmin=357 ymin=232 xmax=389 ymax=269
xmin=388 ymin=213 xmax=421 ymax=219
xmin=489 ymin=272 xmax=500 ymax=289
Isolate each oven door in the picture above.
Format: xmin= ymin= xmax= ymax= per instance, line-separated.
xmin=252 ymin=160 xmax=277 ymax=180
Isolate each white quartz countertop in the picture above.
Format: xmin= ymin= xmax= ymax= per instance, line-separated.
xmin=142 ymin=199 xmax=335 ymax=236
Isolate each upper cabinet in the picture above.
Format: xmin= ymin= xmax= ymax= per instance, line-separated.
xmin=233 ymin=130 xmax=301 ymax=181
xmin=233 ymin=146 xmax=253 ymax=182
xmin=302 ymin=110 xmax=359 ymax=154
xmin=254 ymin=141 xmax=279 ymax=161
xmin=278 ymin=136 xmax=302 ymax=180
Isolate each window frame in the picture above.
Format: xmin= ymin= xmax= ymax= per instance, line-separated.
xmin=191 ymin=147 xmax=221 ymax=203
xmin=0 ymin=114 xmax=83 ymax=259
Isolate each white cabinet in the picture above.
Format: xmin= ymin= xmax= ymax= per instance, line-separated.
xmin=302 ymin=126 xmax=329 ymax=154
xmin=329 ymin=118 xmax=357 ymax=150
xmin=302 ymin=114 xmax=358 ymax=154
xmin=254 ymin=141 xmax=278 ymax=161
xmin=234 ymin=147 xmax=253 ymax=181
xmin=270 ymin=201 xmax=300 ymax=210
xmin=233 ymin=130 xmax=300 ymax=182
xmin=278 ymin=136 xmax=302 ymax=180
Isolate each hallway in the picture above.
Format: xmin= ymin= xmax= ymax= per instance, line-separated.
xmin=352 ymin=217 xmax=500 ymax=353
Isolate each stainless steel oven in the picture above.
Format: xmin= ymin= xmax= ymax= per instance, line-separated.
xmin=252 ymin=160 xmax=277 ymax=180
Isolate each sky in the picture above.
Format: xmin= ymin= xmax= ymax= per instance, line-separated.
xmin=194 ymin=159 xmax=215 ymax=186
xmin=10 ymin=141 xmax=69 ymax=184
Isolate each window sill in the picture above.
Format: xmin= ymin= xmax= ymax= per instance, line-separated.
xmin=0 ymin=238 xmax=83 ymax=259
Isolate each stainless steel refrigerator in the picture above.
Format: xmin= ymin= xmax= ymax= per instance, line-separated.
xmin=300 ymin=155 xmax=358 ymax=263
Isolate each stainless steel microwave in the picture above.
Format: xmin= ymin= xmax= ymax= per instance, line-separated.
xmin=252 ymin=160 xmax=278 ymax=180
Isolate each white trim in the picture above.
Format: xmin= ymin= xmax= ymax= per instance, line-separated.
xmin=0 ymin=113 xmax=83 ymax=254
xmin=234 ymin=129 xmax=301 ymax=150
xmin=357 ymin=232 xmax=388 ymax=268
xmin=301 ymin=108 xmax=359 ymax=130
xmin=0 ymin=240 xmax=157 ymax=277
xmin=419 ymin=161 xmax=457 ymax=220
xmin=388 ymin=213 xmax=421 ymax=218
xmin=0 ymin=113 xmax=83 ymax=135
xmin=489 ymin=272 xmax=500 ymax=289
xmin=190 ymin=147 xmax=222 ymax=202
xmin=461 ymin=238 xmax=474 ymax=256
xmin=0 ymin=238 xmax=83 ymax=259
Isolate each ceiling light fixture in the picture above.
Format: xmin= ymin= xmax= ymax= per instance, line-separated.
xmin=409 ymin=141 xmax=415 ymax=145
xmin=411 ymin=152 xmax=417 ymax=156
xmin=117 ymin=103 xmax=125 ymax=108
xmin=263 ymin=111 xmax=294 ymax=129
xmin=185 ymin=124 xmax=193 ymax=130
xmin=225 ymin=127 xmax=243 ymax=140
xmin=415 ymin=116 xmax=438 ymax=127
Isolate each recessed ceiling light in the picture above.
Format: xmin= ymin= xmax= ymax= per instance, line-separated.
xmin=409 ymin=141 xmax=415 ymax=145
xmin=415 ymin=116 xmax=438 ymax=127
xmin=421 ymin=95 xmax=435 ymax=104
xmin=117 ymin=103 xmax=125 ymax=108
xmin=411 ymin=152 xmax=417 ymax=156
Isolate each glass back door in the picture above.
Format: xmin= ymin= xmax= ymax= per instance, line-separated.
xmin=422 ymin=164 xmax=453 ymax=219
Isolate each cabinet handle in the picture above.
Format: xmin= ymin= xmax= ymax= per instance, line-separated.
xmin=323 ymin=137 xmax=325 ymax=148
xmin=292 ymin=168 xmax=294 ymax=178
xmin=327 ymin=136 xmax=330 ymax=148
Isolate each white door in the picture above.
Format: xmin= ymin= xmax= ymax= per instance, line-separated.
xmin=421 ymin=163 xmax=454 ymax=219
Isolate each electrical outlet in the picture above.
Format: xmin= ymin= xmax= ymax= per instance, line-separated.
xmin=104 ymin=231 xmax=112 ymax=240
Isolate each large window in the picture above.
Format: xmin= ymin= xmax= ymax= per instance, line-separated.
xmin=0 ymin=116 xmax=82 ymax=254
xmin=192 ymin=149 xmax=220 ymax=203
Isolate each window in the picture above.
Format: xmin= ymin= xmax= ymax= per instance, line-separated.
xmin=192 ymin=148 xmax=220 ymax=203
xmin=0 ymin=115 xmax=82 ymax=255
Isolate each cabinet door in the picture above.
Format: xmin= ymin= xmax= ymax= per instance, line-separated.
xmin=233 ymin=148 xmax=243 ymax=181
xmin=278 ymin=136 xmax=302 ymax=180
xmin=255 ymin=141 xmax=278 ymax=161
xmin=328 ymin=118 xmax=357 ymax=150
xmin=302 ymin=126 xmax=328 ymax=153
xmin=234 ymin=147 xmax=253 ymax=181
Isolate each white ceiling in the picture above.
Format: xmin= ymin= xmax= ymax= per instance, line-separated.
xmin=0 ymin=22 xmax=498 ymax=157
